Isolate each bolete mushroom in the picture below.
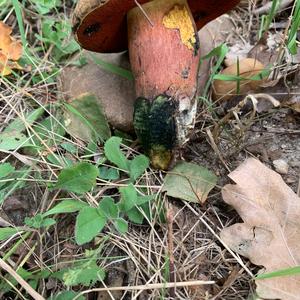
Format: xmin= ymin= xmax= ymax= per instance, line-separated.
xmin=72 ymin=0 xmax=240 ymax=169
xmin=213 ymin=58 xmax=266 ymax=102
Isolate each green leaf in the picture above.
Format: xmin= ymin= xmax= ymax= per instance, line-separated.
xmin=163 ymin=162 xmax=217 ymax=204
xmin=136 ymin=195 xmax=155 ymax=205
xmin=75 ymin=207 xmax=106 ymax=245
xmin=0 ymin=163 xmax=15 ymax=178
xmin=127 ymin=207 xmax=144 ymax=224
xmin=119 ymin=184 xmax=137 ymax=211
xmin=42 ymin=218 xmax=56 ymax=227
xmin=4 ymin=107 xmax=45 ymax=134
xmin=0 ymin=131 xmax=31 ymax=151
xmin=27 ymin=115 xmax=66 ymax=153
xmin=51 ymin=291 xmax=85 ymax=300
xmin=25 ymin=214 xmax=56 ymax=229
xmin=62 ymin=266 xmax=105 ymax=286
xmin=43 ymin=199 xmax=88 ymax=217
xmin=54 ymin=162 xmax=98 ymax=194
xmin=98 ymin=197 xmax=118 ymax=219
xmin=99 ymin=166 xmax=120 ymax=180
xmin=64 ymin=93 xmax=111 ymax=143
xmin=104 ymin=137 xmax=129 ymax=171
xmin=0 ymin=227 xmax=21 ymax=241
xmin=129 ymin=155 xmax=149 ymax=181
xmin=113 ymin=218 xmax=128 ymax=234
xmin=0 ymin=167 xmax=30 ymax=204
xmin=60 ymin=142 xmax=77 ymax=154
xmin=46 ymin=154 xmax=73 ymax=167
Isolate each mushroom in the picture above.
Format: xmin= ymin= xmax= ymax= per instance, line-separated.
xmin=212 ymin=58 xmax=266 ymax=102
xmin=72 ymin=0 xmax=240 ymax=169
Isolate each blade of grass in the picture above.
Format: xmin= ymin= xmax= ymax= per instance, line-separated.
xmin=89 ymin=53 xmax=134 ymax=81
xmin=11 ymin=0 xmax=26 ymax=47
xmin=256 ymin=266 xmax=300 ymax=279
xmin=287 ymin=0 xmax=300 ymax=54
xmin=200 ymin=43 xmax=229 ymax=99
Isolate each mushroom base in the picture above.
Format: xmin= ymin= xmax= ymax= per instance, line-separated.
xmin=134 ymin=95 xmax=176 ymax=170
xmin=128 ymin=0 xmax=200 ymax=169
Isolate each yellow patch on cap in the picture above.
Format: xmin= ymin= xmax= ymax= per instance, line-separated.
xmin=163 ymin=5 xmax=196 ymax=50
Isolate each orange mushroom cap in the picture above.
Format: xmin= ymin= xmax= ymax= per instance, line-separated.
xmin=73 ymin=0 xmax=240 ymax=53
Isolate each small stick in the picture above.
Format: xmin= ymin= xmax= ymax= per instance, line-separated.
xmin=167 ymin=205 xmax=175 ymax=298
xmin=206 ymin=128 xmax=231 ymax=173
xmin=253 ymin=0 xmax=293 ymax=14
xmin=134 ymin=0 xmax=154 ymax=26
xmin=73 ymin=280 xmax=216 ymax=300
xmin=0 ymin=258 xmax=45 ymax=300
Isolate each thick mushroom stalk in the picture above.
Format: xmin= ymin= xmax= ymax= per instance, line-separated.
xmin=128 ymin=0 xmax=200 ymax=169
xmin=72 ymin=0 xmax=240 ymax=169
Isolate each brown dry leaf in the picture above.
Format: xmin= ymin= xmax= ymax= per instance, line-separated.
xmin=220 ymin=158 xmax=300 ymax=300
xmin=0 ymin=52 xmax=23 ymax=76
xmin=0 ymin=21 xmax=23 ymax=75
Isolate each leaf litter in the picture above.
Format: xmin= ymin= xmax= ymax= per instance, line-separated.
xmin=221 ymin=158 xmax=300 ymax=300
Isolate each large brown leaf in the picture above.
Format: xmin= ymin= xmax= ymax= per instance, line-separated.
xmin=220 ymin=158 xmax=300 ymax=300
xmin=0 ymin=21 xmax=23 ymax=76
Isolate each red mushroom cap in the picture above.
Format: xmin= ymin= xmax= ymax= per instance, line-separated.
xmin=73 ymin=0 xmax=240 ymax=53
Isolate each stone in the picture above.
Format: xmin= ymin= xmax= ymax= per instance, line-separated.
xmin=60 ymin=52 xmax=135 ymax=132
xmin=273 ymin=159 xmax=289 ymax=175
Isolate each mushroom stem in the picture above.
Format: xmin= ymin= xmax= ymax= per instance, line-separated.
xmin=128 ymin=0 xmax=200 ymax=169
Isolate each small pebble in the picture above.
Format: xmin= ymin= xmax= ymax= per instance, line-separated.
xmin=273 ymin=159 xmax=289 ymax=174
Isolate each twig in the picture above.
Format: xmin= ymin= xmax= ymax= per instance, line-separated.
xmin=0 ymin=258 xmax=45 ymax=300
xmin=73 ymin=280 xmax=216 ymax=300
xmin=167 ymin=205 xmax=175 ymax=298
xmin=134 ymin=0 xmax=154 ymax=26
xmin=253 ymin=0 xmax=293 ymax=14
xmin=206 ymin=128 xmax=231 ymax=173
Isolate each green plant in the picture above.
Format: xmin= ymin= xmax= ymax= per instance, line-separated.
xmin=0 ymin=162 xmax=31 ymax=204
xmin=50 ymin=137 xmax=153 ymax=244
xmin=256 ymin=266 xmax=300 ymax=280
xmin=258 ymin=0 xmax=280 ymax=38
xmin=258 ymin=0 xmax=300 ymax=54
xmin=199 ymin=43 xmax=229 ymax=105
xmin=287 ymin=0 xmax=300 ymax=55
xmin=13 ymin=137 xmax=154 ymax=246
xmin=36 ymin=19 xmax=80 ymax=62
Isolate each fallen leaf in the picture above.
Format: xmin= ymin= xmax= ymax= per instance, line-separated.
xmin=0 ymin=21 xmax=23 ymax=76
xmin=163 ymin=161 xmax=217 ymax=204
xmin=220 ymin=158 xmax=300 ymax=300
xmin=0 ymin=22 xmax=12 ymax=49
xmin=6 ymin=40 xmax=23 ymax=61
